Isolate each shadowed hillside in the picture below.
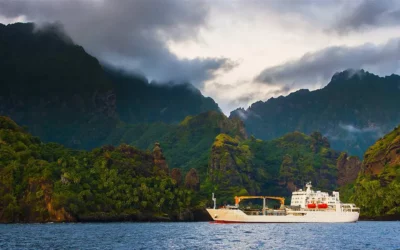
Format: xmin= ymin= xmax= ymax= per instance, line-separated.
xmin=0 ymin=22 xmax=220 ymax=149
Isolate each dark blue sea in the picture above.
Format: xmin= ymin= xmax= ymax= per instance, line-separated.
xmin=0 ymin=221 xmax=399 ymax=249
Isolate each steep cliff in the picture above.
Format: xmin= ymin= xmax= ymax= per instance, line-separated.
xmin=208 ymin=134 xmax=255 ymax=199
xmin=153 ymin=142 xmax=169 ymax=175
xmin=350 ymin=125 xmax=400 ymax=218
xmin=362 ymin=125 xmax=400 ymax=175
xmin=336 ymin=153 xmax=362 ymax=186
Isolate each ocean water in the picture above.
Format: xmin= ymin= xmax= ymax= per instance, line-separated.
xmin=0 ymin=221 xmax=399 ymax=249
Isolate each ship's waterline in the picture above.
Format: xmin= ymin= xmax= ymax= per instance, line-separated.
xmin=206 ymin=209 xmax=359 ymax=223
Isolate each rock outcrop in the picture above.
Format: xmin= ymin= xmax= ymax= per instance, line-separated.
xmin=336 ymin=153 xmax=362 ymax=186
xmin=208 ymin=134 xmax=252 ymax=189
xmin=171 ymin=168 xmax=182 ymax=186
xmin=153 ymin=142 xmax=169 ymax=175
xmin=184 ymin=168 xmax=200 ymax=191
xmin=363 ymin=125 xmax=400 ymax=175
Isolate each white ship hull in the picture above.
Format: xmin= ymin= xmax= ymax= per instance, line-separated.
xmin=206 ymin=209 xmax=359 ymax=223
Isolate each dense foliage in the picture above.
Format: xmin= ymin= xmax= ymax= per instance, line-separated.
xmin=204 ymin=131 xmax=340 ymax=204
xmin=231 ymin=70 xmax=400 ymax=158
xmin=352 ymin=165 xmax=400 ymax=217
xmin=0 ymin=116 xmax=194 ymax=223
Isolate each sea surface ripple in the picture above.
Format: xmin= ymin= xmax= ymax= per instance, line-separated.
xmin=0 ymin=221 xmax=399 ymax=249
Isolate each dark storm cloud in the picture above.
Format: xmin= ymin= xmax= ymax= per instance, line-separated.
xmin=255 ymin=37 xmax=400 ymax=89
xmin=331 ymin=0 xmax=400 ymax=34
xmin=0 ymin=0 xmax=235 ymax=85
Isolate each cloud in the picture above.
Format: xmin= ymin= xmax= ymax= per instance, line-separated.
xmin=203 ymin=80 xmax=291 ymax=114
xmin=331 ymin=0 xmax=400 ymax=34
xmin=0 ymin=0 xmax=235 ymax=86
xmin=338 ymin=124 xmax=385 ymax=142
xmin=255 ymin=37 xmax=400 ymax=90
xmin=339 ymin=124 xmax=381 ymax=134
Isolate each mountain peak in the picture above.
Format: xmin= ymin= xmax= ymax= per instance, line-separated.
xmin=3 ymin=22 xmax=74 ymax=45
xmin=327 ymin=69 xmax=377 ymax=88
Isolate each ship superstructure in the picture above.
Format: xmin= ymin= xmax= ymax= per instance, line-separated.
xmin=206 ymin=182 xmax=359 ymax=223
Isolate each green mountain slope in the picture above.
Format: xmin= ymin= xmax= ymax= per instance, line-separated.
xmin=231 ymin=70 xmax=400 ymax=158
xmin=0 ymin=22 xmax=220 ymax=149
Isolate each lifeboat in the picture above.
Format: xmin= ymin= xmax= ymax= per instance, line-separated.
xmin=307 ymin=203 xmax=316 ymax=209
xmin=317 ymin=203 xmax=328 ymax=209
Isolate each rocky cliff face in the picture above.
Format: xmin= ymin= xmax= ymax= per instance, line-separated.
xmin=208 ymin=134 xmax=255 ymax=193
xmin=336 ymin=153 xmax=362 ymax=186
xmin=153 ymin=142 xmax=169 ymax=175
xmin=350 ymin=125 xmax=400 ymax=218
xmin=362 ymin=125 xmax=400 ymax=175
xmin=170 ymin=168 xmax=182 ymax=186
xmin=184 ymin=168 xmax=200 ymax=191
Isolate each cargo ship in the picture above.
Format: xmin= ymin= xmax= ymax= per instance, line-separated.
xmin=206 ymin=182 xmax=359 ymax=223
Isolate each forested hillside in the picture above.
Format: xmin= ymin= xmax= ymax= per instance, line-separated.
xmin=0 ymin=116 xmax=197 ymax=223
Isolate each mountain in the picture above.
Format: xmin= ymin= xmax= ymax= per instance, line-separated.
xmin=231 ymin=70 xmax=400 ymax=158
xmin=0 ymin=22 xmax=220 ymax=149
xmin=348 ymin=125 xmax=400 ymax=219
xmin=0 ymin=116 xmax=197 ymax=223
xmin=203 ymin=131 xmax=345 ymax=203
xmin=0 ymin=22 xmax=117 ymax=149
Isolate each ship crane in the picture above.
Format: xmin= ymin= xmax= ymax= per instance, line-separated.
xmin=234 ymin=196 xmax=285 ymax=215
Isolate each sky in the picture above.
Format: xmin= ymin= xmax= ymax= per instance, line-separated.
xmin=1 ymin=0 xmax=400 ymax=114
